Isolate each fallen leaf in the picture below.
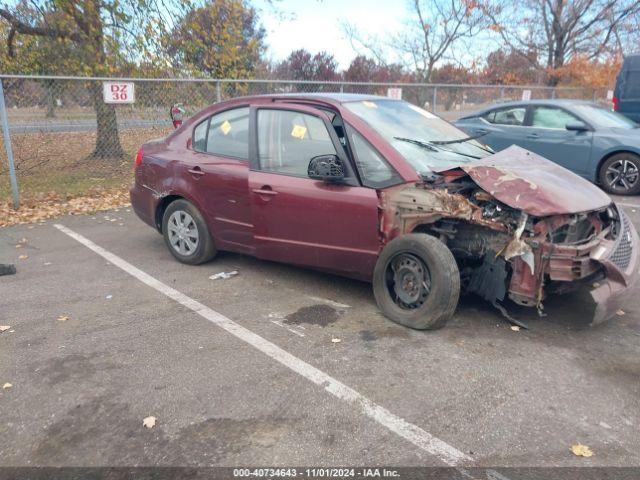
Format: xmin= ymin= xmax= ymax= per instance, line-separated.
xmin=331 ymin=338 xmax=342 ymax=343
xmin=510 ymin=326 xmax=520 ymax=331
xmin=15 ymin=244 xmax=22 ymax=249
xmin=571 ymin=444 xmax=593 ymax=457
xmin=143 ymin=416 xmax=157 ymax=429
xmin=18 ymin=255 xmax=28 ymax=260
xmin=0 ymin=326 xmax=10 ymax=333
xmin=2 ymin=383 xmax=12 ymax=390
xmin=57 ymin=315 xmax=69 ymax=322
xmin=616 ymin=309 xmax=625 ymax=316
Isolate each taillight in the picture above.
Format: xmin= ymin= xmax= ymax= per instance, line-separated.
xmin=134 ymin=147 xmax=143 ymax=170
xmin=612 ymin=96 xmax=619 ymax=111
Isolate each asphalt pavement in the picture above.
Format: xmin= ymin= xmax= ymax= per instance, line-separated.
xmin=1 ymin=196 xmax=640 ymax=468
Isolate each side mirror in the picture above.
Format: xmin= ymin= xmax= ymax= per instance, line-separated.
xmin=308 ymin=154 xmax=345 ymax=182
xmin=566 ymin=121 xmax=589 ymax=132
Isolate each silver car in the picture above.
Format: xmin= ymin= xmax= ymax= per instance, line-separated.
xmin=454 ymin=100 xmax=640 ymax=195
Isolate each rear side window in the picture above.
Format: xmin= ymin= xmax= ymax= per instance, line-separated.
xmin=192 ymin=107 xmax=249 ymax=159
xmin=531 ymin=107 xmax=579 ymax=129
xmin=257 ymin=109 xmax=337 ymax=176
xmin=483 ymin=106 xmax=526 ymax=126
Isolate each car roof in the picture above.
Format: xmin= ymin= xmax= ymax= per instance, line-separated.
xmin=463 ymin=98 xmax=598 ymax=118
xmin=230 ymin=92 xmax=395 ymax=105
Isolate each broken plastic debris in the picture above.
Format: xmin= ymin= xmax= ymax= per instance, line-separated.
xmin=106 ymin=295 xmax=113 ymax=300
xmin=331 ymin=338 xmax=342 ymax=343
xmin=18 ymin=255 xmax=28 ymax=260
xmin=57 ymin=315 xmax=69 ymax=322
xmin=570 ymin=444 xmax=593 ymax=457
xmin=143 ymin=416 xmax=157 ymax=429
xmin=616 ymin=309 xmax=625 ymax=316
xmin=0 ymin=326 xmax=10 ymax=333
xmin=209 ymin=271 xmax=238 ymax=280
xmin=510 ymin=325 xmax=520 ymax=331
xmin=2 ymin=383 xmax=12 ymax=390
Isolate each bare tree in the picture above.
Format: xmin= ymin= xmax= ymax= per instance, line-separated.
xmin=344 ymin=0 xmax=495 ymax=83
xmin=0 ymin=0 xmax=185 ymax=159
xmin=486 ymin=0 xmax=640 ymax=85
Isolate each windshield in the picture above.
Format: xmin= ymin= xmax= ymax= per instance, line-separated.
xmin=572 ymin=104 xmax=637 ymax=129
xmin=344 ymin=99 xmax=491 ymax=174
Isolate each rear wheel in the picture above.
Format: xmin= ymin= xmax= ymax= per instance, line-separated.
xmin=599 ymin=153 xmax=640 ymax=195
xmin=373 ymin=234 xmax=460 ymax=330
xmin=162 ymin=199 xmax=216 ymax=265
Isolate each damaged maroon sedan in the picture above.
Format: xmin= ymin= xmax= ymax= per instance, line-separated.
xmin=130 ymin=94 xmax=638 ymax=329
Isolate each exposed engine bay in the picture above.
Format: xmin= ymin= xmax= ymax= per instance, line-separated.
xmin=379 ymin=162 xmax=634 ymax=326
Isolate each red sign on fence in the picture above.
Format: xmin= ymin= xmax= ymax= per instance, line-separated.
xmin=103 ymin=82 xmax=135 ymax=104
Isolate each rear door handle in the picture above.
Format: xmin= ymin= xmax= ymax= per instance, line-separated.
xmin=526 ymin=133 xmax=540 ymax=139
xmin=187 ymin=166 xmax=205 ymax=177
xmin=475 ymin=128 xmax=489 ymax=134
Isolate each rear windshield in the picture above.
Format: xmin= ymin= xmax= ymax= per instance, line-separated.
xmin=571 ymin=104 xmax=637 ymax=129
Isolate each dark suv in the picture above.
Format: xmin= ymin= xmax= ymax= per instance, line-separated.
xmin=613 ymin=54 xmax=640 ymax=123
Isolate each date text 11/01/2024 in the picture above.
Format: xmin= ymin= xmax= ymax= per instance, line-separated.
xmin=232 ymin=468 xmax=400 ymax=477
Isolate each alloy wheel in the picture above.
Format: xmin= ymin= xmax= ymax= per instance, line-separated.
xmin=167 ymin=210 xmax=199 ymax=256
xmin=605 ymin=158 xmax=639 ymax=192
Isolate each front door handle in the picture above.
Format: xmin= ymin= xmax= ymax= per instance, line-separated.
xmin=526 ymin=133 xmax=540 ymax=139
xmin=187 ymin=166 xmax=205 ymax=177
xmin=252 ymin=185 xmax=278 ymax=198
xmin=475 ymin=128 xmax=489 ymax=134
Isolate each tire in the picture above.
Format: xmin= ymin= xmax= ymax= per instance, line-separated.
xmin=162 ymin=199 xmax=217 ymax=265
xmin=373 ymin=233 xmax=460 ymax=330
xmin=598 ymin=153 xmax=640 ymax=195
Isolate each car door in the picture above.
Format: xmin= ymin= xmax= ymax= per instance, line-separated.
xmin=248 ymin=104 xmax=380 ymax=280
xmin=472 ymin=105 xmax=530 ymax=152
xmin=523 ymin=105 xmax=594 ymax=176
xmin=186 ymin=106 xmax=253 ymax=253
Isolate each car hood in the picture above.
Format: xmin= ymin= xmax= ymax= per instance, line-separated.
xmin=435 ymin=145 xmax=612 ymax=217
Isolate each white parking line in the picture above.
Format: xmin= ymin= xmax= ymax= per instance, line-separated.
xmin=53 ymin=223 xmax=471 ymax=466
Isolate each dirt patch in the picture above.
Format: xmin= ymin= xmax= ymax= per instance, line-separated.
xmin=284 ymin=304 xmax=342 ymax=327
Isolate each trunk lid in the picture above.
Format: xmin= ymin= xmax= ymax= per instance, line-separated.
xmin=436 ymin=145 xmax=611 ymax=217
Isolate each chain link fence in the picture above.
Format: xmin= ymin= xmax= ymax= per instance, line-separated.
xmin=0 ymin=75 xmax=610 ymax=210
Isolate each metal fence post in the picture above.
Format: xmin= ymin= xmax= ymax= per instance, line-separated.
xmin=432 ymin=86 xmax=437 ymax=112
xmin=216 ymin=81 xmax=222 ymax=103
xmin=0 ymin=79 xmax=19 ymax=209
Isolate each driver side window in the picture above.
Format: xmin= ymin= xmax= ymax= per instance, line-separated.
xmin=257 ymin=109 xmax=337 ymax=177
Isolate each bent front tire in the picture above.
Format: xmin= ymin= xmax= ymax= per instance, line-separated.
xmin=373 ymin=233 xmax=460 ymax=330
xmin=162 ymin=199 xmax=217 ymax=265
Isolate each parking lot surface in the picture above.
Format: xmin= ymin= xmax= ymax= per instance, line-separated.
xmin=1 ymin=195 xmax=640 ymax=468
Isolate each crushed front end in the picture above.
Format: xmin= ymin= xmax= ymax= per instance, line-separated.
xmin=379 ymin=147 xmax=639 ymax=325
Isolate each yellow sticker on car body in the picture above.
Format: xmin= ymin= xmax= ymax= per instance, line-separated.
xmin=220 ymin=120 xmax=232 ymax=135
xmin=291 ymin=124 xmax=307 ymax=139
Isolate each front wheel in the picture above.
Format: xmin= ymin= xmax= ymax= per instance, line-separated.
xmin=599 ymin=153 xmax=640 ymax=195
xmin=162 ymin=199 xmax=217 ymax=265
xmin=373 ymin=234 xmax=460 ymax=330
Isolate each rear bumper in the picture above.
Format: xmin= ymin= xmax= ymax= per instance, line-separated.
xmin=130 ymin=182 xmax=159 ymax=230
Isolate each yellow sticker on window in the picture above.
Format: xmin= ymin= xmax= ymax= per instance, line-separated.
xmin=220 ymin=120 xmax=232 ymax=135
xmin=362 ymin=101 xmax=378 ymax=108
xmin=291 ymin=124 xmax=307 ymax=139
